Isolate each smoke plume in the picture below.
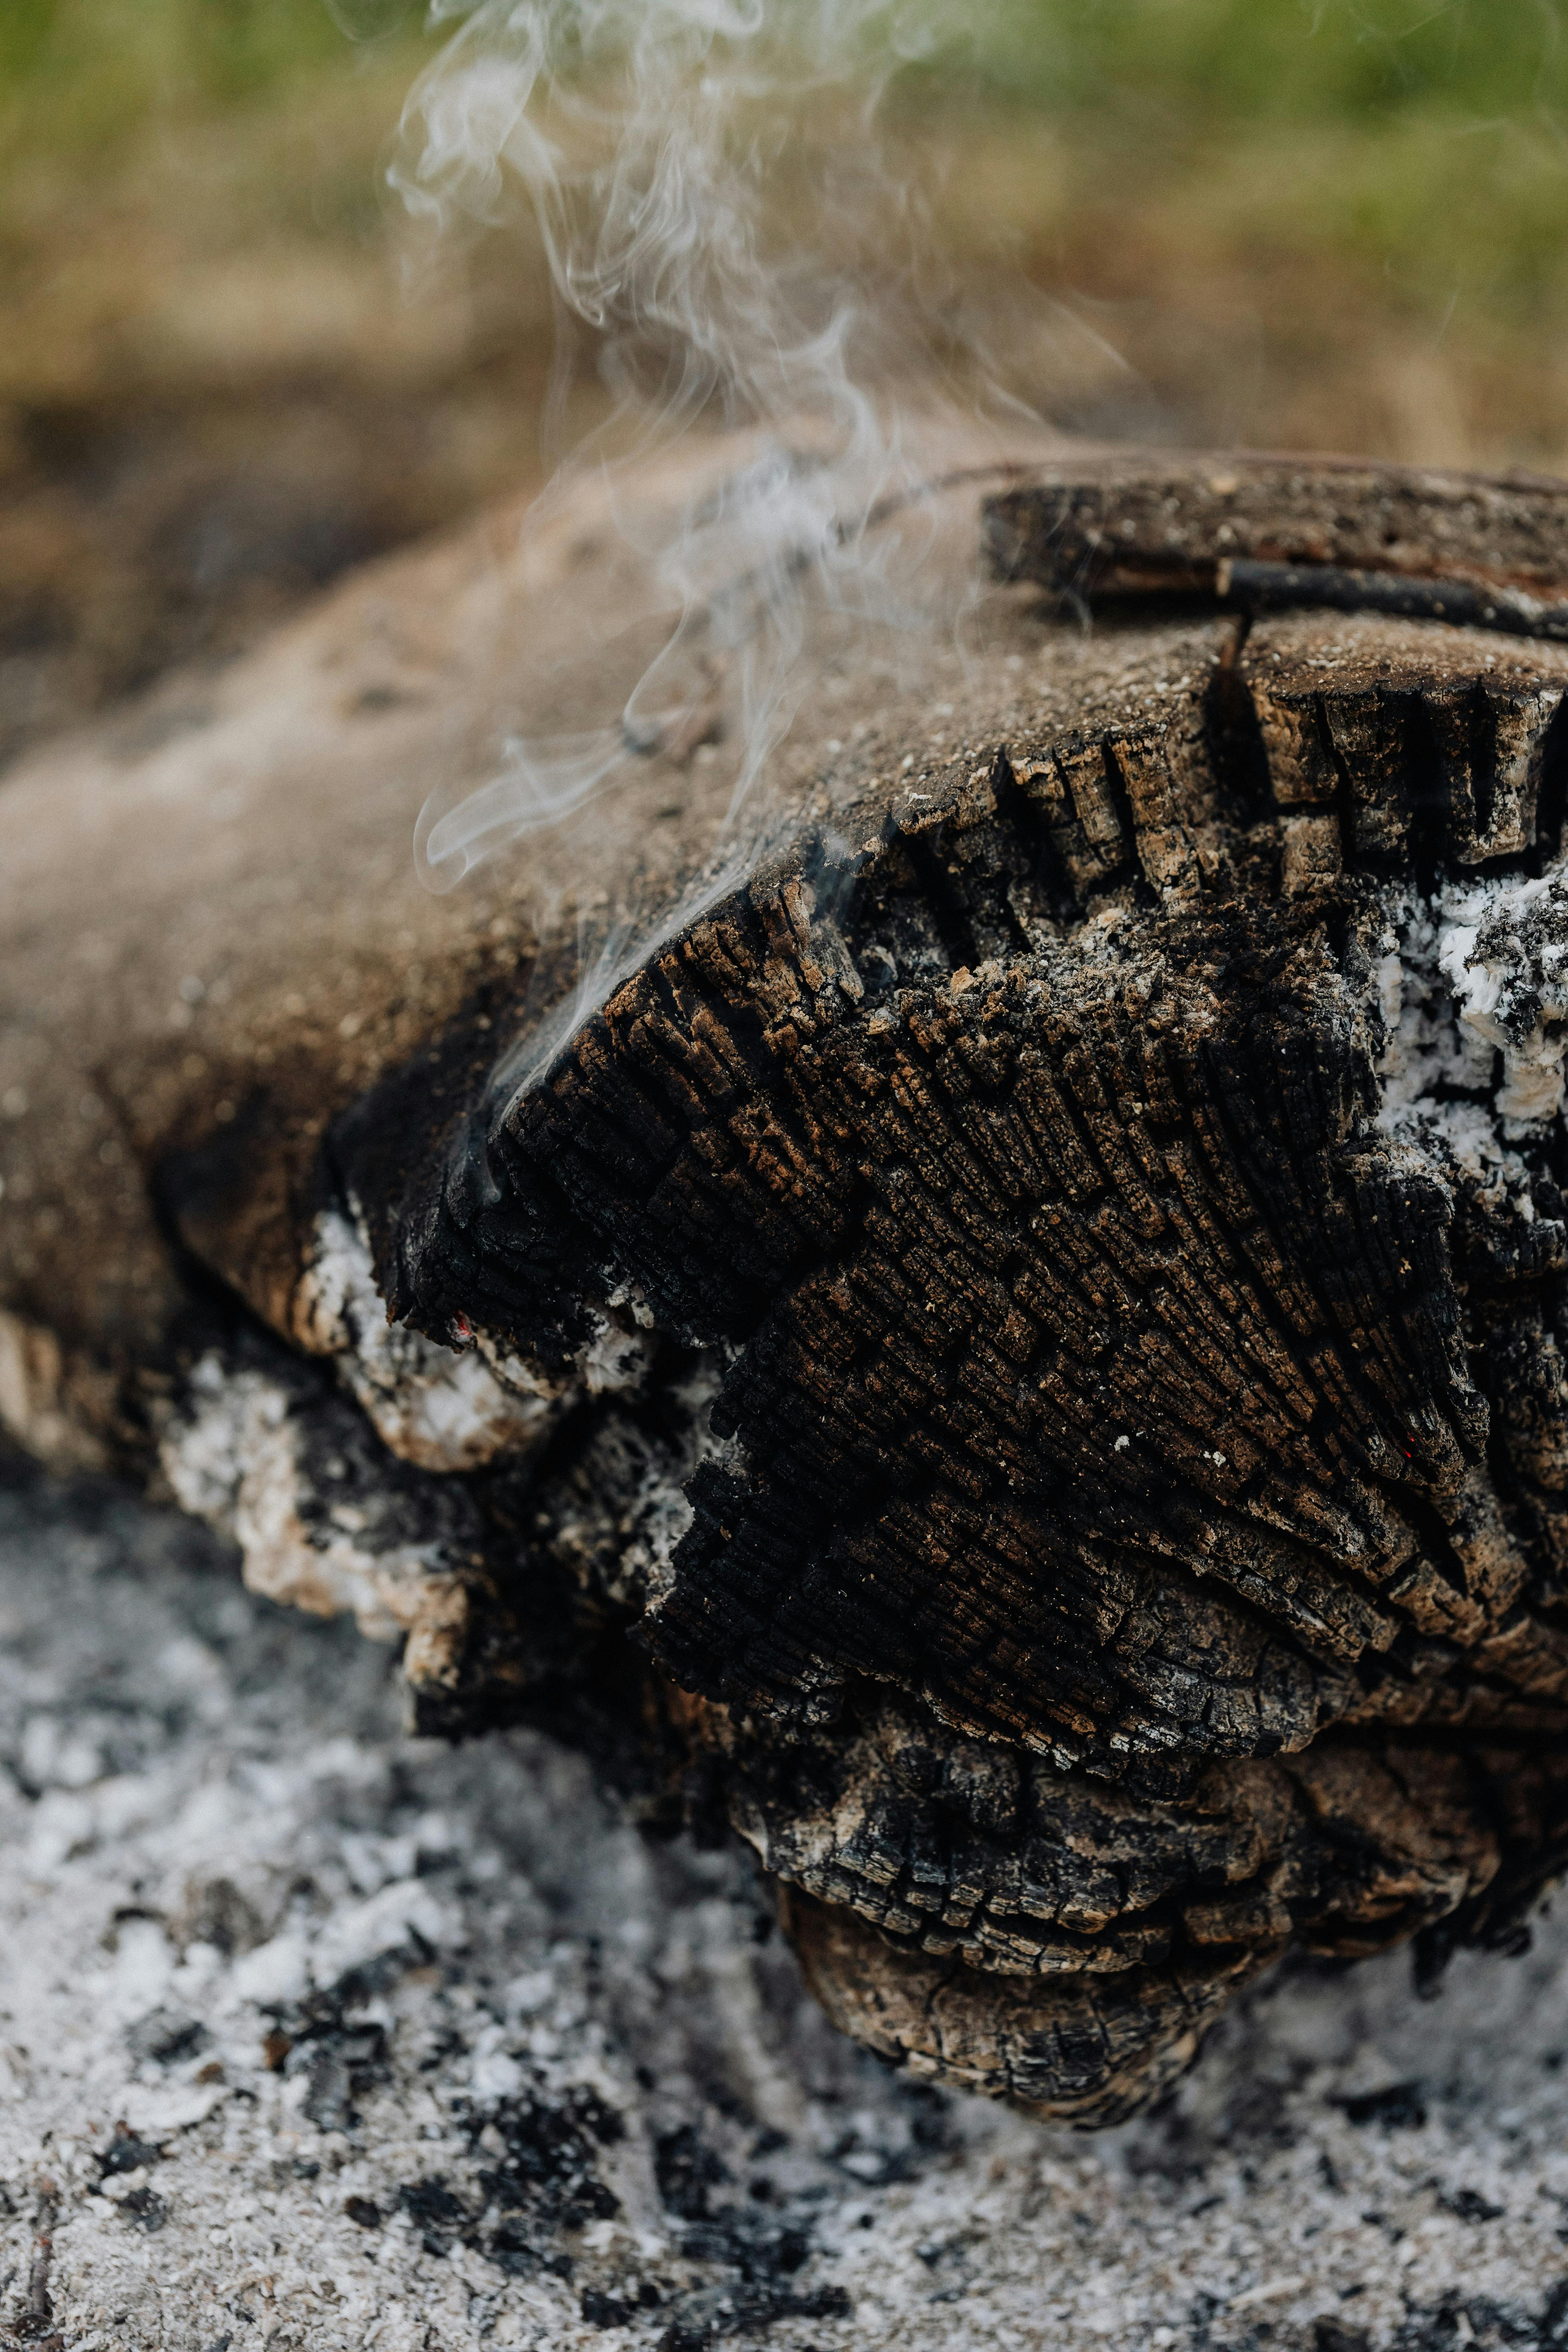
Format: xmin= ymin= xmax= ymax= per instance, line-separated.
xmin=392 ymin=0 xmax=1021 ymax=900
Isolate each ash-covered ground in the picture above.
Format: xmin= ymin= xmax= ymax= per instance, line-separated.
xmin=2 ymin=1468 xmax=1568 ymax=2352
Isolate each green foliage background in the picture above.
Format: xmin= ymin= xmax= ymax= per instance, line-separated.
xmin=0 ymin=0 xmax=419 ymax=118
xmin=0 ymin=0 xmax=1564 ymax=761
xmin=971 ymin=0 xmax=1568 ymax=324
xmin=0 ymin=0 xmax=1561 ymax=757
xmin=5 ymin=0 xmax=1564 ymax=329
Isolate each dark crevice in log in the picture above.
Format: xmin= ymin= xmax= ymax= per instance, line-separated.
xmin=1095 ymin=739 xmax=1157 ymax=904
xmin=1468 ymin=682 xmax=1500 ymax=847
xmin=1397 ymin=692 xmax=1455 ymax=899
xmin=1202 ymin=657 xmax=1274 ymax=824
xmin=897 ymin=826 xmax=982 ymax=975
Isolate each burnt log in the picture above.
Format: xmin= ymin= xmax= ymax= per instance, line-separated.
xmin=7 ymin=445 xmax=1568 ymax=2122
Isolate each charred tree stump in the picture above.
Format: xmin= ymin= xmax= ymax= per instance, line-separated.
xmin=7 ymin=447 xmax=1568 ymax=2121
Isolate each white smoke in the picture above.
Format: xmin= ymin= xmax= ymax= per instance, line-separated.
xmin=391 ymin=0 xmax=1018 ymax=902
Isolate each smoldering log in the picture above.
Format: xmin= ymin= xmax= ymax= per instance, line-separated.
xmin=982 ymin=449 xmax=1568 ymax=607
xmin=7 ymin=443 xmax=1568 ymax=2124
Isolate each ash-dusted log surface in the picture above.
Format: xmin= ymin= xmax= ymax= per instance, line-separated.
xmin=9 ymin=444 xmax=1568 ymax=2127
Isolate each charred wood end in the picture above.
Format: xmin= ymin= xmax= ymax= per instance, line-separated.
xmin=33 ymin=450 xmax=1568 ymax=2128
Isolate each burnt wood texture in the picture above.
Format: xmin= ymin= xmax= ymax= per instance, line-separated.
xmin=8 ymin=449 xmax=1568 ymax=2121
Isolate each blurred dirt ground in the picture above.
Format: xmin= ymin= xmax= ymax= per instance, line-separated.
xmin=4 ymin=0 xmax=1568 ymax=770
xmin=0 ymin=8 xmax=562 ymax=766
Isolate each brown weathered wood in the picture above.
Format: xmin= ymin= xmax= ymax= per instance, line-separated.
xmin=8 ymin=444 xmax=1568 ymax=2123
xmin=983 ymin=448 xmax=1568 ymax=602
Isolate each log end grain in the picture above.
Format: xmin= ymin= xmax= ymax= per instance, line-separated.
xmin=11 ymin=447 xmax=1568 ymax=2121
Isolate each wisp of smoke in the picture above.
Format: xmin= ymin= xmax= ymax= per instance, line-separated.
xmin=394 ymin=0 xmax=1010 ymax=879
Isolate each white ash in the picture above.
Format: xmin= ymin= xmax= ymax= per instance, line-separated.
xmin=157 ymin=1331 xmax=735 ymax=1674
xmin=6 ymin=1466 xmax=1568 ymax=2352
xmin=294 ymin=1206 xmax=659 ymax=1475
xmin=158 ymin=1351 xmax=477 ymax=1644
xmin=155 ymin=1200 xmax=682 ymax=1656
xmin=1377 ymin=862 xmax=1568 ymax=1142
xmin=1437 ymin=867 xmax=1568 ymax=1126
xmin=1374 ymin=891 xmax=1497 ymax=1120
xmin=294 ymin=1208 xmax=574 ymax=1476
xmin=546 ymin=1357 xmax=733 ymax=1619
xmin=576 ymin=1307 xmax=662 ymax=1403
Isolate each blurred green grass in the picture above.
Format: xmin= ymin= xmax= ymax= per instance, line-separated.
xmin=4 ymin=0 xmax=1565 ymax=345
xmin=966 ymin=0 xmax=1568 ymax=324
xmin=0 ymin=0 xmax=422 ymax=131
xmin=1 ymin=0 xmax=1567 ymax=764
xmin=988 ymin=0 xmax=1564 ymax=122
xmin=0 ymin=0 xmax=545 ymax=766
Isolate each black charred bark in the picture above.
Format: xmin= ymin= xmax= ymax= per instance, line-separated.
xmin=14 ymin=452 xmax=1568 ymax=2121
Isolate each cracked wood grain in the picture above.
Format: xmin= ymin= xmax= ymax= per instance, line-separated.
xmin=8 ymin=448 xmax=1568 ymax=2122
